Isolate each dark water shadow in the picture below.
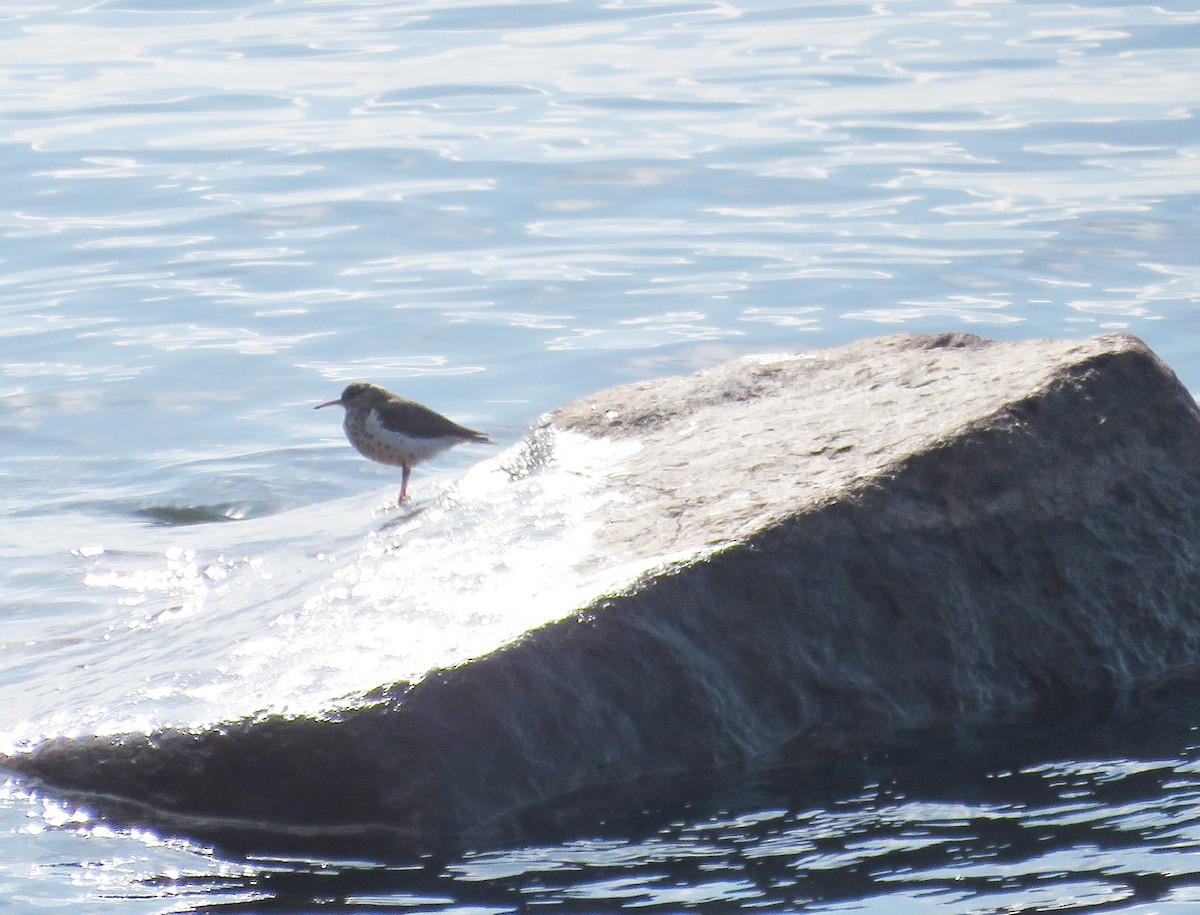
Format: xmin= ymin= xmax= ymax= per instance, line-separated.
xmin=161 ymin=677 xmax=1200 ymax=913
xmin=135 ymin=503 xmax=254 ymax=526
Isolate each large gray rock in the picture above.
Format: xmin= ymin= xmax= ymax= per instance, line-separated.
xmin=8 ymin=331 xmax=1200 ymax=855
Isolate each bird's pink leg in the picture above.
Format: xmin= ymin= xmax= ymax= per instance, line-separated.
xmin=399 ymin=465 xmax=411 ymax=503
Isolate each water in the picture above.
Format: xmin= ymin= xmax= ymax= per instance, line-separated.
xmin=2 ymin=0 xmax=1199 ymax=910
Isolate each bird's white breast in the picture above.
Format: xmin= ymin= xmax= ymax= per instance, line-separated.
xmin=349 ymin=408 xmax=467 ymax=468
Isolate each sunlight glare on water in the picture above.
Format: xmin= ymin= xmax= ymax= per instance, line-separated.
xmin=220 ymin=431 xmax=650 ymax=711
xmin=0 ymin=432 xmax=649 ymax=750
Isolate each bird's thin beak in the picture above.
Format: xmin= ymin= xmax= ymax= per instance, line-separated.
xmin=315 ymin=398 xmax=343 ymax=410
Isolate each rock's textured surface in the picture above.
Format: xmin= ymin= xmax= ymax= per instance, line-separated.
xmin=8 ymin=332 xmax=1200 ymax=855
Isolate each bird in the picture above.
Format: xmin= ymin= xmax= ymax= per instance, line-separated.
xmin=316 ymin=381 xmax=492 ymax=502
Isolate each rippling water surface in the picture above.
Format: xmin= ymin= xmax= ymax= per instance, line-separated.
xmin=3 ymin=0 xmax=1200 ymax=910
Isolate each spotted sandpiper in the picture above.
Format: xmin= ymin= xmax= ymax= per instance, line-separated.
xmin=316 ymin=382 xmax=492 ymax=502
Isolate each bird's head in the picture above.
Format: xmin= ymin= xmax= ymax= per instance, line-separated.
xmin=315 ymin=381 xmax=386 ymax=411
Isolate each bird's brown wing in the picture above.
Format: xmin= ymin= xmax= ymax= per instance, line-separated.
xmin=380 ymin=396 xmax=491 ymax=442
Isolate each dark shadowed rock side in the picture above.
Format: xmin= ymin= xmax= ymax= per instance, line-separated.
xmin=8 ymin=331 xmax=1200 ymax=857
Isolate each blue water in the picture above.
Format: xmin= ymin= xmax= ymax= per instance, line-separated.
xmin=3 ymin=0 xmax=1200 ymax=910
